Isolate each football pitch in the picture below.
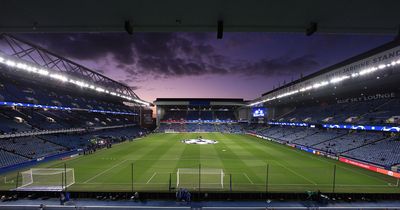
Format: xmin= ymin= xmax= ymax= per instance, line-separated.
xmin=1 ymin=133 xmax=399 ymax=193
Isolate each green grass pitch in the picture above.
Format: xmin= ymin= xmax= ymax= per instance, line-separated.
xmin=1 ymin=133 xmax=399 ymax=193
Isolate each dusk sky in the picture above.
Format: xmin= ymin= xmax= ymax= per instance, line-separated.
xmin=15 ymin=33 xmax=395 ymax=103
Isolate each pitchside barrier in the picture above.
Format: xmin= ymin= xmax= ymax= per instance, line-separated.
xmin=54 ymin=160 xmax=399 ymax=193
xmin=1 ymin=162 xmax=398 ymax=193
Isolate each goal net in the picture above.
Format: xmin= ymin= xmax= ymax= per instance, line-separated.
xmin=165 ymin=129 xmax=177 ymax=133
xmin=177 ymin=168 xmax=224 ymax=189
xmin=17 ymin=168 xmax=75 ymax=191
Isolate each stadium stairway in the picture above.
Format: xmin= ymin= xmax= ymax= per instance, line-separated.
xmin=275 ymin=107 xmax=297 ymax=121
xmin=0 ymin=112 xmax=33 ymax=133
xmin=307 ymin=132 xmax=348 ymax=147
xmin=0 ymin=146 xmax=31 ymax=160
xmin=339 ymin=135 xmax=388 ymax=154
xmin=36 ymin=136 xmax=69 ymax=149
xmin=357 ymin=99 xmax=393 ymax=123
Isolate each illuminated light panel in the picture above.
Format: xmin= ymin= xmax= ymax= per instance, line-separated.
xmin=38 ymin=69 xmax=49 ymax=76
xmin=330 ymin=75 xmax=350 ymax=84
xmin=5 ymin=60 xmax=16 ymax=67
xmin=0 ymin=101 xmax=138 ymax=115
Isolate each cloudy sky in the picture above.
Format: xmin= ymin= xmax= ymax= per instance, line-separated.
xmin=14 ymin=32 xmax=394 ymax=102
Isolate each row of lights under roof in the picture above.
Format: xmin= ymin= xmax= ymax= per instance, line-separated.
xmin=0 ymin=56 xmax=150 ymax=106
xmin=248 ymin=60 xmax=400 ymax=106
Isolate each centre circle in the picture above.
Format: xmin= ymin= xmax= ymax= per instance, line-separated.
xmin=182 ymin=137 xmax=218 ymax=145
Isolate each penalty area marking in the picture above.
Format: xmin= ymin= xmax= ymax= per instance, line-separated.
xmin=243 ymin=173 xmax=254 ymax=184
xmin=273 ymin=160 xmax=317 ymax=186
xmin=83 ymin=159 xmax=128 ymax=183
xmin=231 ymin=172 xmax=254 ymax=184
xmin=273 ymin=141 xmax=392 ymax=185
xmin=146 ymin=172 xmax=157 ymax=184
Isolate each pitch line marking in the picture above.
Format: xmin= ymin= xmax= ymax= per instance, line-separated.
xmin=146 ymin=172 xmax=157 ymax=184
xmin=279 ymin=146 xmax=392 ymax=185
xmin=273 ymin=160 xmax=317 ymax=185
xmin=83 ymin=159 xmax=128 ymax=183
xmin=260 ymin=138 xmax=393 ymax=185
xmin=243 ymin=173 xmax=254 ymax=184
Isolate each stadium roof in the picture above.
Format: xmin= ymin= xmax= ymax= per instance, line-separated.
xmin=261 ymin=38 xmax=400 ymax=97
xmin=155 ymin=98 xmax=244 ymax=102
xmin=0 ymin=33 xmax=150 ymax=106
xmin=154 ymin=98 xmax=245 ymax=106
xmin=1 ymin=0 xmax=400 ymax=34
xmin=247 ymin=37 xmax=400 ymax=106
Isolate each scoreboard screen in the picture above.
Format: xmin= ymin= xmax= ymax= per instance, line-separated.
xmin=252 ymin=107 xmax=267 ymax=117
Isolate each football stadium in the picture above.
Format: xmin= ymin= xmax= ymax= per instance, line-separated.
xmin=1 ymin=0 xmax=400 ymax=209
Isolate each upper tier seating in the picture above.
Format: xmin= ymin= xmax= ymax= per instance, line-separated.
xmin=0 ymin=69 xmax=144 ymax=169
xmin=342 ymin=137 xmax=400 ymax=167
xmin=278 ymin=98 xmax=400 ymax=125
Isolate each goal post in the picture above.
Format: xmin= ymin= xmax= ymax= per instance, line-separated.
xmin=16 ymin=168 xmax=75 ymax=191
xmin=177 ymin=168 xmax=224 ymax=189
xmin=1 ymin=176 xmax=14 ymax=184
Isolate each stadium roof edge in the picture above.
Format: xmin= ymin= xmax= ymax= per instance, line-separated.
xmin=260 ymin=37 xmax=400 ymax=97
xmin=0 ymin=33 xmax=132 ymax=92
xmin=154 ymin=98 xmax=246 ymax=107
xmin=154 ymin=98 xmax=244 ymax=102
xmin=0 ymin=33 xmax=151 ymax=106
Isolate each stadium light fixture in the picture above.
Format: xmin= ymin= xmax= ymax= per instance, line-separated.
xmin=50 ymin=74 xmax=68 ymax=82
xmin=38 ymin=69 xmax=49 ymax=76
xmin=6 ymin=60 xmax=16 ymax=67
xmin=0 ymin=54 xmax=151 ymax=106
xmin=124 ymin=20 xmax=134 ymax=35
xmin=330 ymin=75 xmax=350 ymax=84
xmin=0 ymin=101 xmax=138 ymax=115
xmin=306 ymin=22 xmax=318 ymax=36
xmin=312 ymin=81 xmax=329 ymax=89
xmin=217 ymin=20 xmax=224 ymax=39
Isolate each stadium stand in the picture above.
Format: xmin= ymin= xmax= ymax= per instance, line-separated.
xmin=312 ymin=132 xmax=386 ymax=154
xmin=0 ymin=149 xmax=30 ymax=168
xmin=0 ymin=137 xmax=67 ymax=159
xmin=277 ymin=98 xmax=400 ymax=125
xmin=293 ymin=129 xmax=347 ymax=146
xmin=244 ymin=123 xmax=400 ymax=168
xmin=342 ymin=136 xmax=400 ymax=167
xmin=0 ymin=38 xmax=150 ymax=169
xmin=157 ymin=123 xmax=244 ymax=133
